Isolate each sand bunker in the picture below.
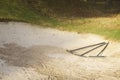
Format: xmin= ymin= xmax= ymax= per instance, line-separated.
xmin=0 ymin=22 xmax=120 ymax=80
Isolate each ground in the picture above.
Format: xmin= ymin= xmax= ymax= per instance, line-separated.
xmin=0 ymin=22 xmax=120 ymax=80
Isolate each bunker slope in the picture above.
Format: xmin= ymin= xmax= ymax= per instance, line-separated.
xmin=0 ymin=22 xmax=120 ymax=80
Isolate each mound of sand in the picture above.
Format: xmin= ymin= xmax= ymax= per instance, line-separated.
xmin=0 ymin=22 xmax=120 ymax=80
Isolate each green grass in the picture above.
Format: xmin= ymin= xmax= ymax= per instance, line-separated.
xmin=0 ymin=0 xmax=61 ymax=26
xmin=0 ymin=0 xmax=120 ymax=41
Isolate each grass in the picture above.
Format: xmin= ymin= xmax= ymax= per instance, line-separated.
xmin=0 ymin=0 xmax=60 ymax=26
xmin=0 ymin=0 xmax=120 ymax=41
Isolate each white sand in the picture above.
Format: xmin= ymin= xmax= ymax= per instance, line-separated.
xmin=0 ymin=22 xmax=120 ymax=80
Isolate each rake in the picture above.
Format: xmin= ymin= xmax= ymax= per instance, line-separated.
xmin=67 ymin=42 xmax=109 ymax=57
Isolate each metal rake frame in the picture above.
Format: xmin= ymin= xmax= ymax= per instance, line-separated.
xmin=67 ymin=42 xmax=109 ymax=57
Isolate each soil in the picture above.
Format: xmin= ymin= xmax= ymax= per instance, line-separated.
xmin=0 ymin=22 xmax=120 ymax=80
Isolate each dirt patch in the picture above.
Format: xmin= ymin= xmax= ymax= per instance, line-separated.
xmin=0 ymin=43 xmax=67 ymax=67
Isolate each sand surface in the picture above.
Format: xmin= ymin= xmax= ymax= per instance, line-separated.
xmin=0 ymin=22 xmax=120 ymax=80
